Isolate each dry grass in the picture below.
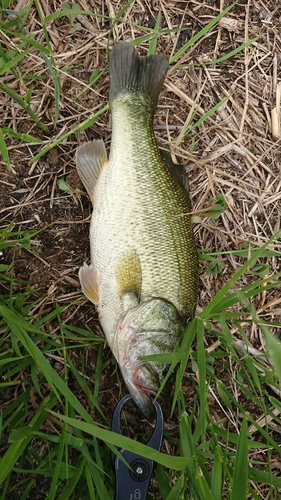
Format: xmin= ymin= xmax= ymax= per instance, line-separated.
xmin=1 ymin=0 xmax=281 ymax=498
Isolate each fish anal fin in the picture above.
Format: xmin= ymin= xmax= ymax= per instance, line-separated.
xmin=115 ymin=251 xmax=142 ymax=301
xmin=79 ymin=263 xmax=99 ymax=306
xmin=76 ymin=140 xmax=108 ymax=202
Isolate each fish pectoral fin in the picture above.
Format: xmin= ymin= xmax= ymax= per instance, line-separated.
xmin=79 ymin=263 xmax=99 ymax=306
xmin=116 ymin=251 xmax=142 ymax=300
xmin=76 ymin=140 xmax=108 ymax=201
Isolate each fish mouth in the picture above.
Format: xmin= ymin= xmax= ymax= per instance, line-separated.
xmin=121 ymin=365 xmax=160 ymax=417
xmin=124 ymin=379 xmax=155 ymax=417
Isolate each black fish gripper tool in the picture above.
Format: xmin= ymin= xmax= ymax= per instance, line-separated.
xmin=111 ymin=394 xmax=164 ymax=500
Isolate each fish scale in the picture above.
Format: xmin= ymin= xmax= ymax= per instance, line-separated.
xmin=76 ymin=42 xmax=198 ymax=415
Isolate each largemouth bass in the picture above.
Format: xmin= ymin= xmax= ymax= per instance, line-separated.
xmin=76 ymin=42 xmax=198 ymax=416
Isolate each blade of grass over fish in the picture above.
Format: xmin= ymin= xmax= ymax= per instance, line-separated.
xmin=28 ymin=103 xmax=109 ymax=165
xmin=0 ymin=128 xmax=10 ymax=170
xmin=172 ymin=318 xmax=200 ymax=413
xmin=200 ymin=230 xmax=281 ymax=319
xmin=232 ymin=418 xmax=248 ymax=500
xmin=153 ymin=325 xmax=195 ymax=405
xmin=169 ymin=0 xmax=238 ymax=63
xmin=47 ymin=412 xmax=190 ymax=470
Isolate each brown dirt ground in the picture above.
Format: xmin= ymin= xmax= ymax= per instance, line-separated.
xmin=1 ymin=0 xmax=281 ymax=498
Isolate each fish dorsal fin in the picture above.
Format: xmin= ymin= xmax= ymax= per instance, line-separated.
xmin=109 ymin=42 xmax=168 ymax=113
xmin=79 ymin=263 xmax=99 ymax=306
xmin=115 ymin=251 xmax=142 ymax=303
xmin=76 ymin=140 xmax=108 ymax=201
xmin=160 ymin=148 xmax=191 ymax=208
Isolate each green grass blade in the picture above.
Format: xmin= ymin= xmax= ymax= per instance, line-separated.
xmin=2 ymin=126 xmax=41 ymax=143
xmin=179 ymin=411 xmax=196 ymax=481
xmin=0 ymin=128 xmax=10 ymax=169
xmin=147 ymin=10 xmax=161 ymax=56
xmin=169 ymin=0 xmax=238 ymax=63
xmin=0 ymin=392 xmax=57 ymax=484
xmin=193 ymin=318 xmax=207 ymax=444
xmin=262 ymin=325 xmax=281 ymax=382
xmin=203 ymin=38 xmax=259 ymax=66
xmin=196 ymin=472 xmax=214 ymax=500
xmin=0 ymin=82 xmax=50 ymax=135
xmin=185 ymin=96 xmax=229 ymax=136
xmin=4 ymin=29 xmax=50 ymax=54
xmin=165 ymin=475 xmax=185 ymax=500
xmin=28 ymin=103 xmax=109 ymax=164
xmin=231 ymin=417 xmax=248 ymax=500
xmin=211 ymin=445 xmax=224 ymax=500
xmin=155 ymin=464 xmax=170 ymax=498
xmin=33 ymin=0 xmax=60 ymax=125
xmin=200 ymin=230 xmax=281 ymax=319
xmin=172 ymin=318 xmax=198 ymax=412
xmin=0 ymin=47 xmax=31 ymax=75
xmin=0 ymin=306 xmax=102 ymax=425
xmin=48 ymin=423 xmax=67 ymax=500
xmin=85 ymin=462 xmax=97 ymax=500
xmin=47 ymin=412 xmax=190 ymax=470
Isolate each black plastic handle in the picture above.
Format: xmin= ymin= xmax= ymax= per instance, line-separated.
xmin=112 ymin=394 xmax=164 ymax=500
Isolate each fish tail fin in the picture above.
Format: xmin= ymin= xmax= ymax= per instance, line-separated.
xmin=109 ymin=42 xmax=168 ymax=112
